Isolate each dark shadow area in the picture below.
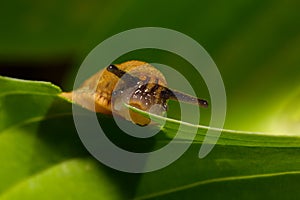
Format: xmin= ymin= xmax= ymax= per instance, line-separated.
xmin=0 ymin=55 xmax=74 ymax=86
xmin=98 ymin=113 xmax=167 ymax=153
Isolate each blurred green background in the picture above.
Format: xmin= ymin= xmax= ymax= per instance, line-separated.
xmin=2 ymin=0 xmax=300 ymax=134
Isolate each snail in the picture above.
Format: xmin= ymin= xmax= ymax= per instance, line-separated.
xmin=61 ymin=60 xmax=208 ymax=126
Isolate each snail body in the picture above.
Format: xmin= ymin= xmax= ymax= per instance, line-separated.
xmin=61 ymin=60 xmax=208 ymax=126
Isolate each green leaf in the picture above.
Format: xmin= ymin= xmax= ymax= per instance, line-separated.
xmin=134 ymin=145 xmax=300 ymax=200
xmin=0 ymin=76 xmax=61 ymax=132
xmin=0 ymin=159 xmax=123 ymax=200
xmin=0 ymin=76 xmax=133 ymax=200
xmin=127 ymin=104 xmax=300 ymax=147
xmin=1 ymin=75 xmax=300 ymax=200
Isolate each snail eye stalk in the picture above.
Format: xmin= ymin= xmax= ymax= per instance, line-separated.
xmin=162 ymin=88 xmax=208 ymax=108
xmin=106 ymin=64 xmax=140 ymax=87
xmin=107 ymin=65 xmax=125 ymax=78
